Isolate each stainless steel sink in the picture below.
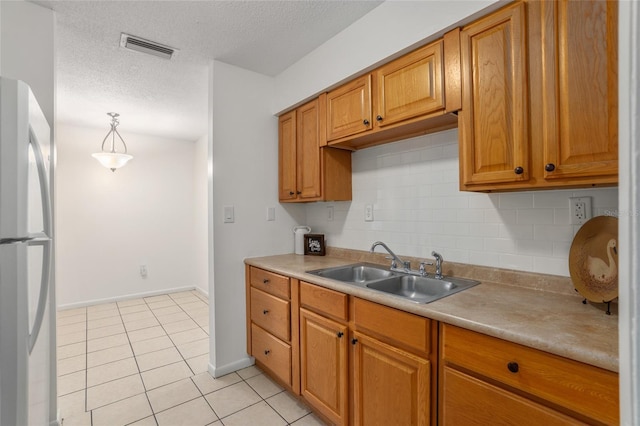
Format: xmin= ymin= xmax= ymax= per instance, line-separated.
xmin=307 ymin=263 xmax=479 ymax=304
xmin=307 ymin=263 xmax=397 ymax=284
xmin=365 ymin=275 xmax=479 ymax=304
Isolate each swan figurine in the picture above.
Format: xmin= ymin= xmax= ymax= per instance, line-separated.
xmin=586 ymin=238 xmax=618 ymax=284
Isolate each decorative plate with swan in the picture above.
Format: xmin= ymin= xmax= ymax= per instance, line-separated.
xmin=569 ymin=216 xmax=618 ymax=303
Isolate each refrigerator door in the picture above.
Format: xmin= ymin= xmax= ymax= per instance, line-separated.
xmin=0 ymin=78 xmax=53 ymax=426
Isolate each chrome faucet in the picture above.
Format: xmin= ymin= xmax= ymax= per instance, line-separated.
xmin=432 ymin=251 xmax=443 ymax=279
xmin=370 ymin=241 xmax=411 ymax=271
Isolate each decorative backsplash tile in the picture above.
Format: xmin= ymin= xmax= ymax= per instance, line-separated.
xmin=306 ymin=129 xmax=618 ymax=278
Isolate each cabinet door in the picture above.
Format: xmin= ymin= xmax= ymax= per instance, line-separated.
xmin=297 ymin=99 xmax=322 ymax=200
xmin=441 ymin=367 xmax=580 ymax=426
xmin=300 ymin=308 xmax=348 ymax=425
xmin=278 ymin=110 xmax=297 ymax=200
xmin=459 ymin=2 xmax=529 ymax=186
xmin=352 ymin=332 xmax=430 ymax=426
xmin=326 ymin=75 xmax=372 ymax=141
xmin=540 ymin=0 xmax=618 ymax=180
xmin=374 ymin=41 xmax=444 ymax=127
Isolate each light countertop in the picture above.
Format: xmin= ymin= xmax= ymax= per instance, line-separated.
xmin=245 ymin=253 xmax=619 ymax=373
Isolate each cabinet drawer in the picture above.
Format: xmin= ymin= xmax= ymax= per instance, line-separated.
xmin=441 ymin=324 xmax=619 ymax=425
xmin=250 ymin=267 xmax=290 ymax=299
xmin=300 ymin=281 xmax=348 ymax=321
xmin=250 ymin=288 xmax=290 ymax=342
xmin=251 ymin=324 xmax=291 ymax=387
xmin=353 ymin=298 xmax=430 ymax=355
xmin=441 ymin=367 xmax=579 ymax=425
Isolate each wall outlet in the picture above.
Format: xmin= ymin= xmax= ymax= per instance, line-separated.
xmin=140 ymin=265 xmax=148 ymax=278
xmin=365 ymin=204 xmax=374 ymax=222
xmin=570 ymin=196 xmax=592 ymax=225
xmin=327 ymin=206 xmax=334 ymax=221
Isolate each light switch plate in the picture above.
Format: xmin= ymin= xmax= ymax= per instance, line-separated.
xmin=267 ymin=207 xmax=275 ymax=221
xmin=223 ymin=205 xmax=234 ymax=223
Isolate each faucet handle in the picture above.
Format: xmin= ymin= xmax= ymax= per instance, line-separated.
xmin=419 ymin=261 xmax=433 ymax=277
xmin=384 ymin=256 xmax=398 ymax=269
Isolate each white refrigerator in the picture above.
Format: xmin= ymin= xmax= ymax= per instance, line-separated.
xmin=0 ymin=78 xmax=56 ymax=425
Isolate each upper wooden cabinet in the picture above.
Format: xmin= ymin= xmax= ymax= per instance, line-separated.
xmin=538 ymin=0 xmax=618 ymax=181
xmin=326 ymin=75 xmax=372 ymax=141
xmin=278 ymin=97 xmax=352 ymax=203
xmin=458 ymin=2 xmax=529 ymax=187
xmin=459 ymin=0 xmax=618 ymax=191
xmin=374 ymin=41 xmax=444 ymax=128
xmin=325 ymin=37 xmax=460 ymax=150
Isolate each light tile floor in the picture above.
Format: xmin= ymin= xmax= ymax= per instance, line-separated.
xmin=57 ymin=290 xmax=326 ymax=426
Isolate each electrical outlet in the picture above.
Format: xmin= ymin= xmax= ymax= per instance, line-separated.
xmin=570 ymin=196 xmax=592 ymax=225
xmin=327 ymin=206 xmax=334 ymax=221
xmin=365 ymin=204 xmax=374 ymax=222
xmin=140 ymin=265 xmax=148 ymax=278
xmin=266 ymin=207 xmax=275 ymax=221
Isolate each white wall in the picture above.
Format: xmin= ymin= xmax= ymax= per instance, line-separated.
xmin=0 ymin=0 xmax=55 ymax=126
xmin=305 ymin=129 xmax=618 ymax=278
xmin=55 ymin=124 xmax=199 ymax=307
xmin=209 ymin=60 xmax=306 ymax=375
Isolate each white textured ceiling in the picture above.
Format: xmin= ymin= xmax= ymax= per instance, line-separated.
xmin=32 ymin=0 xmax=383 ymax=141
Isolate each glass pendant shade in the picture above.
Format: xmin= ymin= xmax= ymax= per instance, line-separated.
xmin=93 ymin=112 xmax=133 ymax=172
xmin=91 ymin=152 xmax=133 ymax=170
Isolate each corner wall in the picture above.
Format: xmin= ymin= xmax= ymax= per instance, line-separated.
xmin=209 ymin=60 xmax=305 ymax=375
xmin=55 ymin=124 xmax=199 ymax=307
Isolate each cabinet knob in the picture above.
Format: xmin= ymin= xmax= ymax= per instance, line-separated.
xmin=263 ymin=309 xmax=269 ymax=315
xmin=337 ymin=331 xmax=344 ymax=338
xmin=296 ymin=191 xmax=302 ymax=195
xmin=514 ymin=166 xmax=524 ymax=175
xmin=545 ymin=163 xmax=556 ymax=172
xmin=351 ymin=338 xmax=358 ymax=345
xmin=264 ymin=349 xmax=270 ymax=355
xmin=289 ymin=191 xmax=294 ymax=196
xmin=507 ymin=362 xmax=519 ymax=373
xmin=363 ymin=119 xmax=370 ymax=126
xmin=263 ymin=279 xmax=270 ymax=284
xmin=376 ymin=115 xmax=383 ymax=122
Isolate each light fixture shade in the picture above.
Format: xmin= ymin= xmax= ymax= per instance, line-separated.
xmin=93 ymin=112 xmax=133 ymax=172
xmin=92 ymin=152 xmax=133 ymax=171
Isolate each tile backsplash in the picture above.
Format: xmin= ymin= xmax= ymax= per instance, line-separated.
xmin=306 ymin=129 xmax=618 ymax=277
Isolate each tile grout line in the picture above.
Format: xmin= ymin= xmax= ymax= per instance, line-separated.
xmin=117 ymin=299 xmax=158 ymax=426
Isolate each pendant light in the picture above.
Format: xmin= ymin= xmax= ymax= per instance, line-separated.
xmin=92 ymin=112 xmax=133 ymax=172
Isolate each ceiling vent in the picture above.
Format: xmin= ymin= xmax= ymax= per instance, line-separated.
xmin=120 ymin=33 xmax=177 ymax=60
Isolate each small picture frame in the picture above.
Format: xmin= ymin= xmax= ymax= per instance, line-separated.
xmin=304 ymin=234 xmax=326 ymax=256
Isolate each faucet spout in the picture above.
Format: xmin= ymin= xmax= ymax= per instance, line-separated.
xmin=370 ymin=241 xmax=410 ymax=270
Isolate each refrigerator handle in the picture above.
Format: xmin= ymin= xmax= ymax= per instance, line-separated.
xmin=27 ymin=125 xmax=53 ymax=354
xmin=28 ymin=238 xmax=51 ymax=354
xmin=29 ymin=126 xmax=52 ymax=236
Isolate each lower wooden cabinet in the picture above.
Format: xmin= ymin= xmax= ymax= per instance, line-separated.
xmin=439 ymin=324 xmax=619 ymax=425
xmin=245 ymin=266 xmax=620 ymax=426
xmin=300 ymin=308 xmax=348 ymax=425
xmin=352 ymin=331 xmax=430 ymax=426
xmin=440 ymin=367 xmax=580 ymax=425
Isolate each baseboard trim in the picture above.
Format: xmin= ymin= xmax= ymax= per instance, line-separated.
xmin=208 ymin=356 xmax=254 ymax=378
xmin=57 ymin=286 xmax=198 ymax=310
xmin=194 ymin=286 xmax=209 ymax=298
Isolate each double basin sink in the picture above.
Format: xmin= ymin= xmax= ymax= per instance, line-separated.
xmin=307 ymin=263 xmax=479 ymax=304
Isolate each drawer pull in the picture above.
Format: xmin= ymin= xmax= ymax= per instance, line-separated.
xmin=262 ymin=309 xmax=269 ymax=315
xmin=264 ymin=349 xmax=271 ymax=355
xmin=263 ymin=279 xmax=270 ymax=284
xmin=507 ymin=362 xmax=519 ymax=373
xmin=337 ymin=331 xmax=344 ymax=338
